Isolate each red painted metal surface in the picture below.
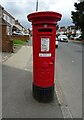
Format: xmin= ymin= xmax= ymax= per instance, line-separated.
xmin=27 ymin=11 xmax=62 ymax=88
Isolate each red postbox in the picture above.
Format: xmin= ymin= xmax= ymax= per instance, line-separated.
xmin=27 ymin=11 xmax=62 ymax=102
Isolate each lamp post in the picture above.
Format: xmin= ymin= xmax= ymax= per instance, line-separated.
xmin=36 ymin=0 xmax=38 ymax=11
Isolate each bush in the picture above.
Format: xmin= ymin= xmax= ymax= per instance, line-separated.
xmin=81 ymin=32 xmax=84 ymax=40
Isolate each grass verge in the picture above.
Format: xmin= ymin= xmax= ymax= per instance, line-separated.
xmin=13 ymin=39 xmax=27 ymax=46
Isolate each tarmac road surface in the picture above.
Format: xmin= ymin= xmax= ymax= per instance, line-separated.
xmin=55 ymin=41 xmax=82 ymax=118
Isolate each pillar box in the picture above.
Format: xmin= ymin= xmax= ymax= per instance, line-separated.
xmin=27 ymin=11 xmax=62 ymax=102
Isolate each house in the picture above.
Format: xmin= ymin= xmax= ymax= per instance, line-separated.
xmin=57 ymin=25 xmax=81 ymax=38
xmin=67 ymin=25 xmax=81 ymax=37
xmin=12 ymin=20 xmax=29 ymax=35
xmin=0 ymin=5 xmax=30 ymax=52
xmin=57 ymin=26 xmax=67 ymax=35
xmin=1 ymin=5 xmax=15 ymax=35
xmin=12 ymin=20 xmax=24 ymax=33
xmin=76 ymin=29 xmax=81 ymax=36
xmin=0 ymin=5 xmax=15 ymax=52
xmin=66 ymin=26 xmax=76 ymax=35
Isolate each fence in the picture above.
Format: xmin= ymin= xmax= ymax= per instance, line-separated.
xmin=11 ymin=35 xmax=30 ymax=42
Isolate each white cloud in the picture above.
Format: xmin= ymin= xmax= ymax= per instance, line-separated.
xmin=46 ymin=0 xmax=78 ymax=17
xmin=44 ymin=0 xmax=78 ymax=26
xmin=0 ymin=0 xmax=79 ymax=28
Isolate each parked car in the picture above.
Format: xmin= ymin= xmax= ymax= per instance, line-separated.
xmin=70 ymin=35 xmax=81 ymax=40
xmin=74 ymin=35 xmax=81 ymax=40
xmin=12 ymin=31 xmax=23 ymax=35
xmin=70 ymin=35 xmax=75 ymax=40
xmin=23 ymin=33 xmax=30 ymax=36
xmin=58 ymin=35 xmax=68 ymax=42
xmin=56 ymin=38 xmax=59 ymax=48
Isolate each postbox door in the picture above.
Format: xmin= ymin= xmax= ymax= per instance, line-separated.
xmin=35 ymin=35 xmax=55 ymax=88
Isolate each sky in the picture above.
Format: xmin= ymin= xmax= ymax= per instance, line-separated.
xmin=0 ymin=0 xmax=79 ymax=29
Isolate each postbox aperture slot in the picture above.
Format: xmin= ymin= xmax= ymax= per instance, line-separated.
xmin=38 ymin=29 xmax=52 ymax=33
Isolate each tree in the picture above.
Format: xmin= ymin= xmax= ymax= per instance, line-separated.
xmin=71 ymin=1 xmax=84 ymax=39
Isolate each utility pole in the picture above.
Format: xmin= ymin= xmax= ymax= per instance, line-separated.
xmin=78 ymin=0 xmax=84 ymax=2
xmin=36 ymin=0 xmax=38 ymax=11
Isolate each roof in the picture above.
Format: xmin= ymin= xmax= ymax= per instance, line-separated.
xmin=1 ymin=18 xmax=11 ymax=26
xmin=0 ymin=5 xmax=15 ymax=20
xmin=15 ymin=20 xmax=24 ymax=28
xmin=3 ymin=9 xmax=15 ymax=20
xmin=0 ymin=5 xmax=4 ymax=9
xmin=12 ymin=25 xmax=21 ymax=30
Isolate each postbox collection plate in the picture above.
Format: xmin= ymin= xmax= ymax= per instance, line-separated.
xmin=39 ymin=53 xmax=51 ymax=57
xmin=41 ymin=38 xmax=50 ymax=52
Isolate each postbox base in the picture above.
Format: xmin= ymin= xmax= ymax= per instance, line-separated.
xmin=33 ymin=84 xmax=54 ymax=102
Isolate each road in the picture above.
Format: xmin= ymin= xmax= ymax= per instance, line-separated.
xmin=55 ymin=41 xmax=82 ymax=118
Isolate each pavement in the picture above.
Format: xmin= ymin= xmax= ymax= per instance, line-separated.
xmin=2 ymin=42 xmax=65 ymax=118
xmin=2 ymin=45 xmax=24 ymax=63
xmin=2 ymin=39 xmax=82 ymax=119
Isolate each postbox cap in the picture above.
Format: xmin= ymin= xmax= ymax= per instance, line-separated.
xmin=27 ymin=11 xmax=62 ymax=24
